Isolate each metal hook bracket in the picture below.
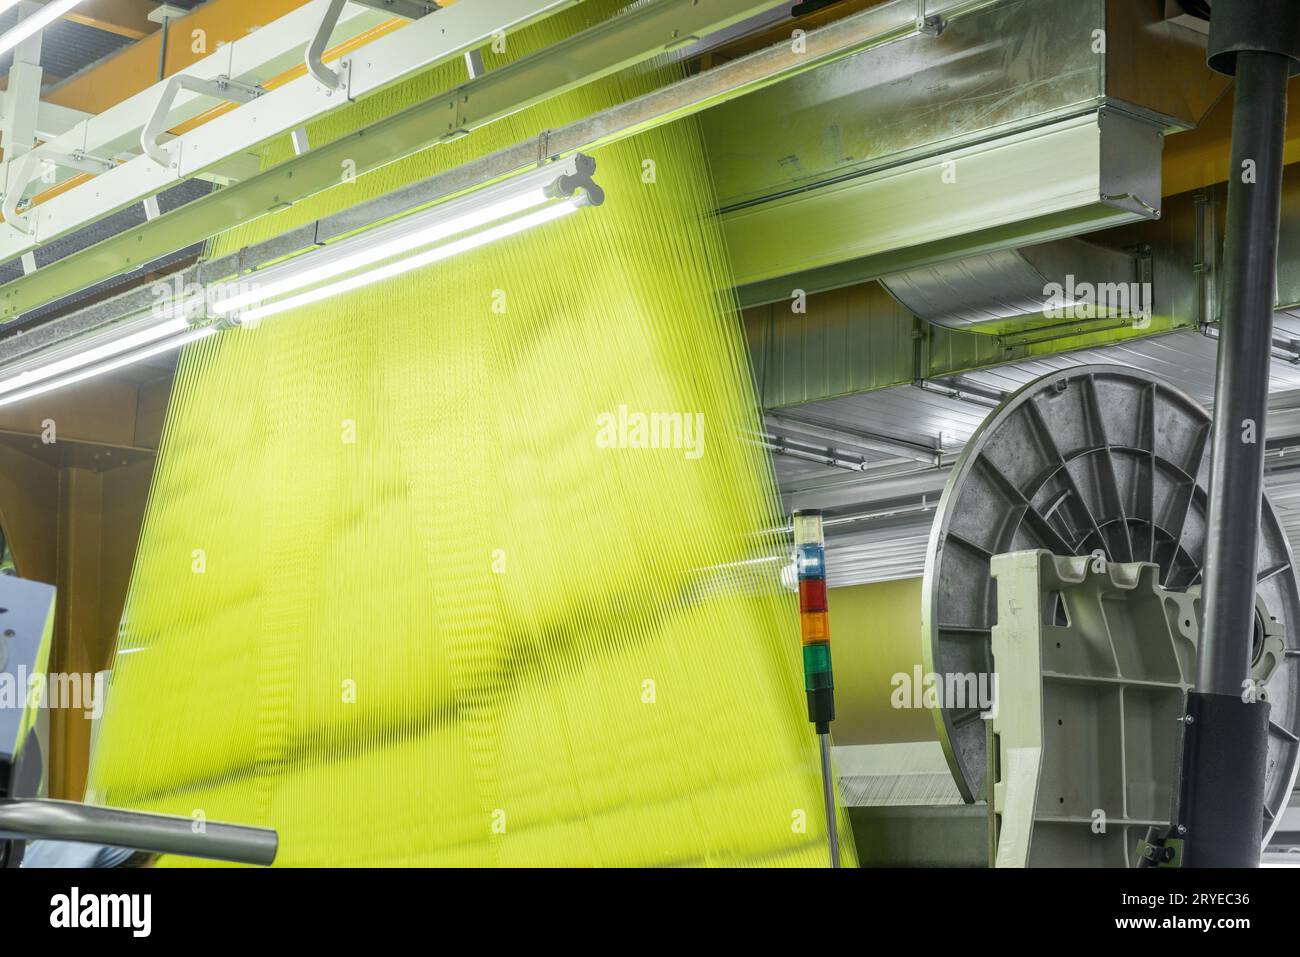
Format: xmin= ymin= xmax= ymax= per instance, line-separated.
xmin=307 ymin=0 xmax=350 ymax=92
xmin=3 ymin=146 xmax=120 ymax=237
xmin=141 ymin=74 xmax=266 ymax=168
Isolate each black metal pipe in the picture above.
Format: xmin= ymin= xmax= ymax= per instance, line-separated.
xmin=1198 ymin=49 xmax=1291 ymax=698
xmin=1182 ymin=0 xmax=1300 ymax=864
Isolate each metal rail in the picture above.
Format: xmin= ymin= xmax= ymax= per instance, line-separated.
xmin=0 ymin=798 xmax=278 ymax=866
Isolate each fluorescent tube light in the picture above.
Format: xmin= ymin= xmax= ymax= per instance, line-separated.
xmin=0 ymin=325 xmax=216 ymax=409
xmin=0 ymin=316 xmax=192 ymax=397
xmin=240 ymin=201 xmax=579 ymax=324
xmin=215 ymin=152 xmax=603 ymax=322
xmin=0 ymin=0 xmax=87 ymax=58
xmin=211 ymin=189 xmax=551 ymax=316
xmin=0 ymin=154 xmax=603 ymax=406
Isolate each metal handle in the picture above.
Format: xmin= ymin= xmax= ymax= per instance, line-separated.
xmin=0 ymin=798 xmax=278 ymax=866
xmin=142 ymin=74 xmax=265 ymax=168
xmin=307 ymin=0 xmax=349 ymax=91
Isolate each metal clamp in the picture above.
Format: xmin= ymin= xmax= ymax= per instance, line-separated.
xmin=3 ymin=146 xmax=119 ymax=237
xmin=464 ymin=47 xmax=486 ymax=80
xmin=544 ymin=153 xmax=604 ymax=207
xmin=1136 ymin=826 xmax=1183 ymax=867
xmin=1102 ymin=191 xmax=1161 ymax=219
xmin=916 ymin=0 xmax=945 ymax=36
xmin=141 ymin=74 xmax=266 ymax=168
xmin=42 ymin=150 xmax=117 ymax=177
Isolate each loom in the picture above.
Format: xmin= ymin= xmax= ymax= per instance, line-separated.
xmin=63 ymin=0 xmax=852 ymax=869
xmin=0 ymin=0 xmax=1297 ymax=870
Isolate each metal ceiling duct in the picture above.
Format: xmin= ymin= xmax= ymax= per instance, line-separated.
xmin=877 ymin=238 xmax=1145 ymax=334
xmin=708 ymin=0 xmax=1227 ymax=306
xmin=723 ymin=104 xmax=1163 ymax=305
xmin=870 ymin=158 xmax=1300 ymax=342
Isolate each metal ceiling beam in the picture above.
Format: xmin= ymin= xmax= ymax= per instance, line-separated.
xmin=0 ymin=0 xmax=571 ymax=267
xmin=5 ymin=0 xmax=1001 ymax=326
xmin=64 ymin=0 xmax=158 ymax=40
xmin=0 ymin=1 xmax=403 ymax=222
xmin=0 ymin=0 xmax=791 ymax=324
xmin=3 ymin=1 xmax=403 ymax=204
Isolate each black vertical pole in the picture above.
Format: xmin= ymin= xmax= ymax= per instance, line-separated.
xmin=1179 ymin=0 xmax=1300 ymax=867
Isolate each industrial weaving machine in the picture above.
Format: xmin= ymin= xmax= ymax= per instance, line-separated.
xmin=0 ymin=0 xmax=1295 ymax=875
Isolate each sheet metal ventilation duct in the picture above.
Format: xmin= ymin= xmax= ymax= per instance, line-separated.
xmin=709 ymin=0 xmax=1226 ymax=306
xmin=877 ymin=238 xmax=1146 ymax=333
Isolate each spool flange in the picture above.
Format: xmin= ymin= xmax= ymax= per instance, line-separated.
xmin=921 ymin=365 xmax=1300 ymax=838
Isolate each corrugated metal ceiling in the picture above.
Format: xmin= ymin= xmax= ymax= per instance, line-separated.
xmin=780 ymin=328 xmax=1300 ymax=459
xmin=0 ymin=7 xmax=130 ymax=81
xmin=0 ymin=3 xmax=210 ymax=83
xmin=772 ymin=324 xmax=1300 ymax=586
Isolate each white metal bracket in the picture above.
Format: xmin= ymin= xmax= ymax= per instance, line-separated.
xmin=41 ymin=150 xmax=118 ymax=177
xmin=3 ymin=146 xmax=119 ymax=236
xmin=142 ymin=75 xmax=267 ymax=168
xmin=309 ymin=0 xmax=433 ymax=93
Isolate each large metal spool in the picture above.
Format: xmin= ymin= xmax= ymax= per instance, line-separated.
xmin=919 ymin=365 xmax=1300 ymax=833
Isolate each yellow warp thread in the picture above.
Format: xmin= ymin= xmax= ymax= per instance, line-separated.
xmin=86 ymin=2 xmax=854 ymax=866
xmin=827 ymin=580 xmax=935 ymax=746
